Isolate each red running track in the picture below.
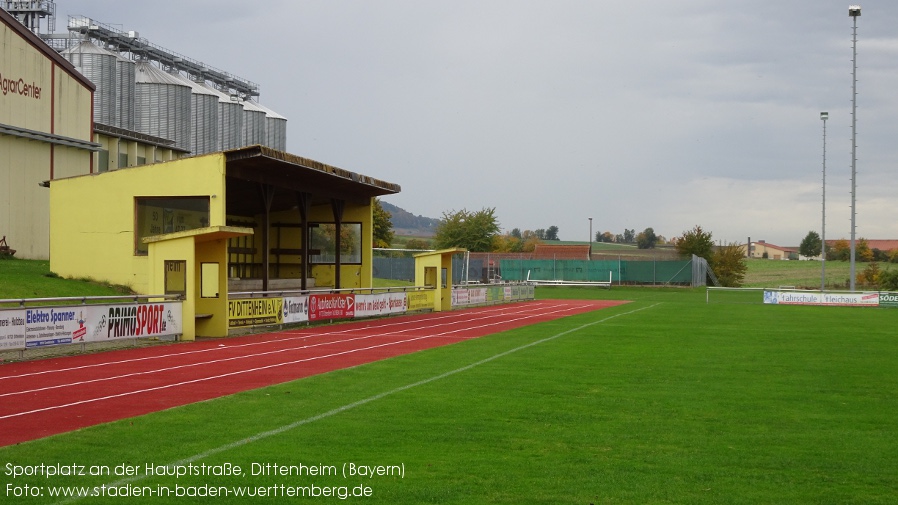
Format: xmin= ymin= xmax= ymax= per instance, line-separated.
xmin=0 ymin=300 xmax=625 ymax=446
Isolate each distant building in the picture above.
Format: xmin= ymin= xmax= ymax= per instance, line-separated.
xmin=748 ymin=241 xmax=796 ymax=260
xmin=532 ymin=244 xmax=591 ymax=260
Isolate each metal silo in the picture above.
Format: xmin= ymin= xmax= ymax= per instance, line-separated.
xmin=250 ymin=100 xmax=288 ymax=152
xmin=169 ymin=72 xmax=219 ymax=155
xmin=241 ymin=99 xmax=267 ymax=146
xmin=135 ymin=62 xmax=192 ymax=152
xmin=62 ymin=41 xmax=117 ymax=126
xmin=115 ymin=54 xmax=136 ymax=131
xmin=198 ymin=83 xmax=243 ymax=151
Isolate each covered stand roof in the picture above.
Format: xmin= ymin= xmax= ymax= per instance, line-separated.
xmin=224 ymin=145 xmax=400 ymax=217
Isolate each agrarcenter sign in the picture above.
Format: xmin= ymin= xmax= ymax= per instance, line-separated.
xmin=0 ymin=70 xmax=43 ymax=100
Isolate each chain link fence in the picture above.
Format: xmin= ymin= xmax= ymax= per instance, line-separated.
xmin=373 ymin=249 xmax=715 ymax=287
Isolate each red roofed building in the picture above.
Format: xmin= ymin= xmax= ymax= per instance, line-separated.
xmin=855 ymin=240 xmax=898 ymax=252
xmin=532 ymin=244 xmax=591 ymax=260
xmin=749 ymin=241 xmax=797 ymax=260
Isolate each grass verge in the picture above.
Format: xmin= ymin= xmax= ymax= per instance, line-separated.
xmin=0 ymin=259 xmax=133 ymax=301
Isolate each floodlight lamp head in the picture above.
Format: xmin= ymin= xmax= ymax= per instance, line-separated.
xmin=848 ymin=5 xmax=861 ymax=16
xmin=820 ymin=111 xmax=829 ymax=120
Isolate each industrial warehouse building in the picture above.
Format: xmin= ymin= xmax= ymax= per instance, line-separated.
xmin=1 ymin=6 xmax=97 ymax=259
xmin=2 ymin=4 xmax=402 ymax=338
xmin=2 ymin=4 xmax=293 ymax=260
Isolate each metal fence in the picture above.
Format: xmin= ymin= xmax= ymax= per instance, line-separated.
xmin=372 ymin=249 xmax=716 ymax=287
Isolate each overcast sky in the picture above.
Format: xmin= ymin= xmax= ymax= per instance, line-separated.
xmin=58 ymin=1 xmax=897 ymax=246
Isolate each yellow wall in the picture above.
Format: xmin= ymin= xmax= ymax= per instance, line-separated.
xmin=194 ymin=239 xmax=229 ymax=337
xmin=1 ymin=22 xmax=53 ymax=130
xmin=146 ymin=236 xmax=196 ymax=340
xmin=1 ymin=136 xmax=51 ymax=258
xmin=92 ymin=133 xmax=184 ymax=173
xmin=414 ymin=249 xmax=463 ymax=311
xmin=53 ymin=61 xmax=93 ymax=143
xmin=1 ymin=19 xmax=93 ymax=259
xmin=50 ymin=154 xmax=227 ymax=292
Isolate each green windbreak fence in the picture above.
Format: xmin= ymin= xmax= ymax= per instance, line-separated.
xmin=498 ymin=259 xmax=694 ymax=285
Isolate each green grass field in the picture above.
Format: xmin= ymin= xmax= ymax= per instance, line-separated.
xmin=2 ymin=286 xmax=896 ymax=504
xmin=0 ymin=259 xmax=132 ymax=301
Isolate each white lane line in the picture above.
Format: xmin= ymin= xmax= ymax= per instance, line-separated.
xmin=0 ymin=301 xmax=573 ymax=381
xmin=49 ymin=303 xmax=656 ymax=505
xmin=1 ymin=304 xmax=581 ymax=399
xmin=0 ymin=304 xmax=592 ymax=418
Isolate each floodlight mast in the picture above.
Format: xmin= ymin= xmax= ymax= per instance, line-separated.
xmin=820 ymin=111 xmax=828 ymax=292
xmin=849 ymin=5 xmax=860 ymax=291
xmin=588 ymin=217 xmax=593 ymax=259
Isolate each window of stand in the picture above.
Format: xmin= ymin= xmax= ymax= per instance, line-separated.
xmin=134 ymin=197 xmax=210 ymax=255
xmin=308 ymin=223 xmax=362 ymax=264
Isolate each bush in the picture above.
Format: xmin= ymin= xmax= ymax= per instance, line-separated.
xmin=879 ymin=269 xmax=898 ymax=291
xmin=712 ymin=243 xmax=748 ymax=287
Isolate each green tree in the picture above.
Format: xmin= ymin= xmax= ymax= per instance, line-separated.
xmin=858 ymin=261 xmax=881 ymax=287
xmin=879 ymin=268 xmax=898 ymax=290
xmin=623 ymin=229 xmax=636 ymax=244
xmin=675 ymin=225 xmax=714 ymax=261
xmin=712 ymin=243 xmax=748 ymax=287
xmin=492 ymin=233 xmax=523 ymax=253
xmin=636 ymin=227 xmax=657 ymax=249
xmin=830 ymin=237 xmax=873 ymax=262
xmin=545 ymin=226 xmax=560 ymax=241
xmin=799 ymin=231 xmax=822 ymax=257
xmin=433 ymin=207 xmax=501 ymax=252
xmin=831 ymin=238 xmax=850 ymax=261
xmin=372 ymin=198 xmax=394 ymax=248
xmin=405 ymin=238 xmax=431 ymax=250
xmin=857 ymin=238 xmax=873 ymax=262
xmin=521 ymin=230 xmax=542 ymax=252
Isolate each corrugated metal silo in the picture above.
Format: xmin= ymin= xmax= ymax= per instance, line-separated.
xmin=198 ymin=83 xmax=243 ymax=151
xmin=62 ymin=41 xmax=117 ymax=126
xmin=169 ymin=72 xmax=220 ymax=155
xmin=250 ymin=100 xmax=288 ymax=152
xmin=115 ymin=55 xmax=136 ymax=131
xmin=241 ymin=99 xmax=267 ymax=147
xmin=135 ymin=62 xmax=192 ymax=151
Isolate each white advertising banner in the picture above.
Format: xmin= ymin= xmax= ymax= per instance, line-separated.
xmin=0 ymin=302 xmax=182 ymax=351
xmin=763 ymin=290 xmax=879 ymax=307
xmin=0 ymin=310 xmax=26 ymax=350
xmin=355 ymin=292 xmax=408 ymax=318
xmin=282 ymin=295 xmax=310 ymax=324
xmin=452 ymin=287 xmax=490 ymax=307
xmin=452 ymin=289 xmax=469 ymax=307
xmin=468 ymin=288 xmax=488 ymax=305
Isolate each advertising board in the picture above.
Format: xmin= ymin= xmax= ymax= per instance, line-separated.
xmin=0 ymin=302 xmax=182 ymax=351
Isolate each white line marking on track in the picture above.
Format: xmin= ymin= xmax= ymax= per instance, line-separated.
xmin=0 ymin=301 xmax=579 ymax=381
xmin=0 ymin=303 xmax=595 ymax=417
xmin=50 ymin=302 xmax=657 ymax=505
xmin=0 ymin=304 xmax=578 ymax=398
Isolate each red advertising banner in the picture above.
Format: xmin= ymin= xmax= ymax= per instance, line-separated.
xmin=308 ymin=294 xmax=356 ymax=321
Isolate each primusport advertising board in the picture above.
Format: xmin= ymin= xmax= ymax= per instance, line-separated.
xmin=763 ymin=290 xmax=879 ymax=307
xmin=0 ymin=302 xmax=182 ymax=351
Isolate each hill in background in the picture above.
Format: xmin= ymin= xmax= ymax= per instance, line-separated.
xmin=380 ymin=201 xmax=440 ymax=237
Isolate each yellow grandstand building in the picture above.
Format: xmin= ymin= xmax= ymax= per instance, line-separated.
xmin=3 ymin=5 xmax=402 ymax=339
